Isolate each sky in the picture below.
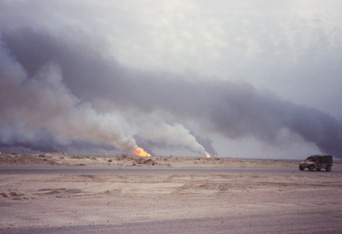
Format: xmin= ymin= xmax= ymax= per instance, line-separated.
xmin=0 ymin=0 xmax=342 ymax=159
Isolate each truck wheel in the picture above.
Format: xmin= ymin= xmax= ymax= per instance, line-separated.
xmin=299 ymin=165 xmax=305 ymax=171
xmin=326 ymin=165 xmax=332 ymax=172
xmin=309 ymin=165 xmax=314 ymax=171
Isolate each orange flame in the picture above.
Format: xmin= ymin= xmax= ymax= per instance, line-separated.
xmin=206 ymin=153 xmax=211 ymax=158
xmin=133 ymin=147 xmax=151 ymax=157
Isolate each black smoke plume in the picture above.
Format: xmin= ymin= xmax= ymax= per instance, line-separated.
xmin=1 ymin=28 xmax=341 ymax=157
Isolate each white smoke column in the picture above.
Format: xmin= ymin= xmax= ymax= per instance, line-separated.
xmin=0 ymin=42 xmax=137 ymax=153
xmin=134 ymin=114 xmax=209 ymax=156
xmin=34 ymin=63 xmax=138 ymax=152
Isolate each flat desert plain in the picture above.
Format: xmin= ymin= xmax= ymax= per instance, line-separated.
xmin=1 ymin=153 xmax=342 ymax=233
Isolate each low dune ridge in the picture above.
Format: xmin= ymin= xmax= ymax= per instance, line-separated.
xmin=0 ymin=153 xmax=310 ymax=168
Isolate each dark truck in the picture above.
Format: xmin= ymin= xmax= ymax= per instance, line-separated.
xmin=299 ymin=154 xmax=333 ymax=172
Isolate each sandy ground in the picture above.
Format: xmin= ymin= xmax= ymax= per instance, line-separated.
xmin=1 ymin=153 xmax=342 ymax=233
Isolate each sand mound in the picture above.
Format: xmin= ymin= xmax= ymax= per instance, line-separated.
xmin=0 ymin=153 xmax=59 ymax=165
xmin=132 ymin=157 xmax=157 ymax=166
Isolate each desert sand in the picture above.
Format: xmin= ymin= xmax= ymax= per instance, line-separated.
xmin=1 ymin=153 xmax=342 ymax=233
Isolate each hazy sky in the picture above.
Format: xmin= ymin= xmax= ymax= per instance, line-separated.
xmin=1 ymin=0 xmax=341 ymax=158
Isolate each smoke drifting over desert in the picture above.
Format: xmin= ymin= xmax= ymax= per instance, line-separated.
xmin=0 ymin=1 xmax=341 ymax=158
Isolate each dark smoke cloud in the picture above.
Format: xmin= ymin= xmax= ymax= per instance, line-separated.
xmin=1 ymin=28 xmax=341 ymax=158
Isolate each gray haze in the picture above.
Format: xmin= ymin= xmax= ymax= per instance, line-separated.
xmin=0 ymin=1 xmax=341 ymax=158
